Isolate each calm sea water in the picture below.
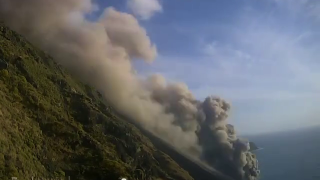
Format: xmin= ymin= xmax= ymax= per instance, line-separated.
xmin=248 ymin=127 xmax=320 ymax=180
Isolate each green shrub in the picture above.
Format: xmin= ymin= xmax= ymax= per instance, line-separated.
xmin=6 ymin=165 xmax=19 ymax=177
xmin=0 ymin=69 xmax=9 ymax=78
xmin=18 ymin=75 xmax=27 ymax=84
xmin=54 ymin=169 xmax=65 ymax=177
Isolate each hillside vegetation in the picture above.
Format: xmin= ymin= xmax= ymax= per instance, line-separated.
xmin=0 ymin=23 xmax=194 ymax=180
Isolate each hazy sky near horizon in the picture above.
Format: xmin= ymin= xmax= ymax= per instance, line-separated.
xmin=93 ymin=0 xmax=320 ymax=135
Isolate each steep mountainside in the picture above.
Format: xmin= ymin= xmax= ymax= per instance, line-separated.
xmin=0 ymin=23 xmax=194 ymax=180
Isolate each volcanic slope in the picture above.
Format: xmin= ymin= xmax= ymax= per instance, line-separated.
xmin=0 ymin=23 xmax=199 ymax=180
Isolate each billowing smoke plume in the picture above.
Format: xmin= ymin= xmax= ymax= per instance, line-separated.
xmin=0 ymin=0 xmax=259 ymax=179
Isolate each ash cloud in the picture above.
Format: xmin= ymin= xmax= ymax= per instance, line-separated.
xmin=0 ymin=0 xmax=259 ymax=179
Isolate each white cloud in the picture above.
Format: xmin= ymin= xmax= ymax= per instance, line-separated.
xmin=127 ymin=0 xmax=162 ymax=20
xmin=271 ymin=0 xmax=320 ymax=20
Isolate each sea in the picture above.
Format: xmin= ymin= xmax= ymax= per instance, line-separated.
xmin=247 ymin=126 xmax=320 ymax=180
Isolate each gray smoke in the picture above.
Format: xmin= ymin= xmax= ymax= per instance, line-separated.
xmin=0 ymin=0 xmax=259 ymax=179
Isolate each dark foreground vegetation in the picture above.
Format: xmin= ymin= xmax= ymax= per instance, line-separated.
xmin=0 ymin=23 xmax=198 ymax=180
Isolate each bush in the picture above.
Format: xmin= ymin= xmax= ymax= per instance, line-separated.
xmin=54 ymin=169 xmax=65 ymax=177
xmin=18 ymin=75 xmax=27 ymax=84
xmin=0 ymin=69 xmax=9 ymax=79
xmin=6 ymin=165 xmax=19 ymax=177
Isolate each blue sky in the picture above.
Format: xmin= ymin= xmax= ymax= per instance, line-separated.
xmin=95 ymin=0 xmax=320 ymax=135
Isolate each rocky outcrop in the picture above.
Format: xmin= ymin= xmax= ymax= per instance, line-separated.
xmin=249 ymin=142 xmax=259 ymax=151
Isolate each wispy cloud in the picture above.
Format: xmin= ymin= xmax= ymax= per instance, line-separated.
xmin=271 ymin=0 xmax=320 ymax=20
xmin=133 ymin=0 xmax=320 ymax=134
xmin=137 ymin=21 xmax=320 ymax=100
xmin=127 ymin=0 xmax=162 ymax=20
xmin=199 ymin=21 xmax=320 ymax=133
